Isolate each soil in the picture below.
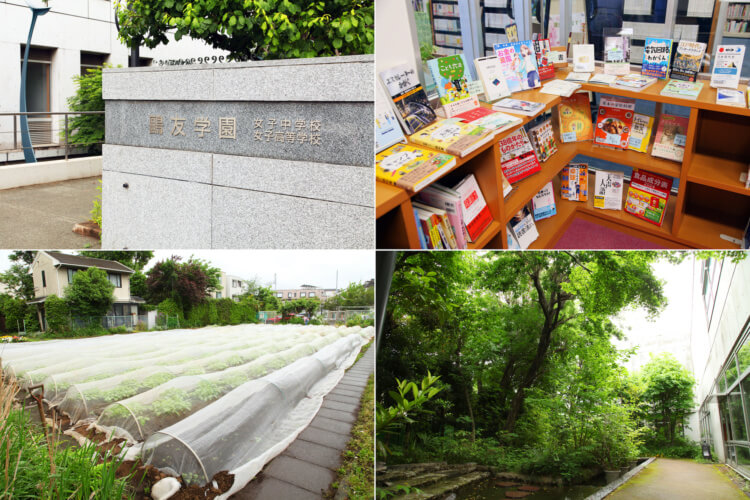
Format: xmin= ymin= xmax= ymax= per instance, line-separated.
xmin=505 ymin=491 xmax=532 ymax=498
xmin=496 ymin=481 xmax=522 ymax=487
xmin=517 ymin=485 xmax=540 ymax=491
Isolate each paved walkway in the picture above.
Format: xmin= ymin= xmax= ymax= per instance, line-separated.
xmin=608 ymin=458 xmax=747 ymax=500
xmin=0 ymin=176 xmax=101 ymax=248
xmin=234 ymin=345 xmax=374 ymax=499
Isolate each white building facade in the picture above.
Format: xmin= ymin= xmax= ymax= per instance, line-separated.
xmin=0 ymin=0 xmax=227 ymax=150
xmin=690 ymin=256 xmax=750 ymax=475
xmin=215 ymin=272 xmax=247 ymax=301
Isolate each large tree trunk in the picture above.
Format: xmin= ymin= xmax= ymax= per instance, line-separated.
xmin=464 ymin=384 xmax=476 ymax=442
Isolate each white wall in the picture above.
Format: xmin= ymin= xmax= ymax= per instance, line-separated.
xmin=0 ymin=0 xmax=227 ymax=149
xmin=375 ymin=0 xmax=421 ymax=80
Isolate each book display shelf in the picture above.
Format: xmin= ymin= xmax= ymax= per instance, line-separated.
xmin=376 ymin=68 xmax=750 ymax=250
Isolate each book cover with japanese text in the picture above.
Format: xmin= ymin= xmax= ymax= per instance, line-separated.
xmin=375 ymin=143 xmax=456 ymax=193
xmin=498 ymin=129 xmax=541 ymax=183
xmin=427 ymin=54 xmax=476 ymax=105
xmin=493 ymin=40 xmax=542 ymax=93
xmin=625 ymin=169 xmax=673 ymax=226
xmin=380 ymin=64 xmax=437 ymax=134
xmin=595 ymin=96 xmax=636 ymax=149
xmin=651 ymin=114 xmax=689 ymax=162
xmin=561 ymin=163 xmax=588 ymax=201
xmin=671 ymin=41 xmax=707 ymax=81
xmin=558 ymin=92 xmax=593 ymax=142
xmin=641 ymin=38 xmax=673 ymax=79
xmin=594 ymin=170 xmax=624 ymax=210
xmin=628 ymin=113 xmax=654 ymax=153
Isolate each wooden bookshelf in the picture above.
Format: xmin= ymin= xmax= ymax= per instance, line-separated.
xmin=376 ymin=67 xmax=750 ymax=249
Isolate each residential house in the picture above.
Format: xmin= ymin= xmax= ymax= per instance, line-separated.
xmin=28 ymin=251 xmax=144 ymax=330
xmin=215 ymin=272 xmax=248 ymax=301
xmin=274 ymin=284 xmax=338 ymax=302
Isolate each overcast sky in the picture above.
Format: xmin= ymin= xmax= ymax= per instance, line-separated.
xmin=0 ymin=250 xmax=374 ymax=290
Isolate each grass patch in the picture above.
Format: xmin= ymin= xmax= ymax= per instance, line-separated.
xmin=327 ymin=374 xmax=374 ymax=500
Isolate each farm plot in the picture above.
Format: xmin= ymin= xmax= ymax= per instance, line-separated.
xmin=1 ymin=324 xmax=373 ymax=497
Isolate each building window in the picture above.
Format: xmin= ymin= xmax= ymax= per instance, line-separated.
xmin=107 ymin=273 xmax=122 ymax=288
xmin=701 ymin=258 xmax=722 ymax=323
xmin=42 ymin=270 xmax=46 ymax=287
xmin=67 ymin=269 xmax=78 ymax=284
xmin=276 ymin=293 xmax=283 ymax=298
xmin=288 ymin=292 xmax=293 ymax=298
xmin=301 ymin=292 xmax=306 ymax=297
xmin=309 ymin=291 xmax=316 ymax=297
xmin=216 ymin=292 xmax=222 ymax=299
xmin=20 ymin=46 xmax=53 ymax=144
xmin=80 ymin=52 xmax=107 ymax=76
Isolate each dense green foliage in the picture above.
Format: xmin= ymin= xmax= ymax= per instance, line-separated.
xmin=279 ymin=297 xmax=321 ymax=318
xmin=146 ymin=256 xmax=220 ymax=313
xmin=326 ymin=282 xmax=374 ymax=309
xmin=45 ymin=295 xmax=70 ymax=335
xmin=64 ymin=268 xmax=116 ymax=318
xmin=0 ymin=251 xmax=35 ymax=300
xmin=77 ymin=251 xmax=154 ymax=271
xmin=378 ymin=251 xmax=687 ymax=480
xmin=0 ymin=295 xmax=36 ymax=334
xmin=115 ymin=0 xmax=373 ymax=61
xmin=65 ymin=66 xmax=105 ymax=153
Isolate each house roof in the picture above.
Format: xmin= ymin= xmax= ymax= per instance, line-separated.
xmin=45 ymin=251 xmax=135 ymax=274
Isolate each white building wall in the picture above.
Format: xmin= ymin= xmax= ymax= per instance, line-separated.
xmin=0 ymin=0 xmax=227 ymax=149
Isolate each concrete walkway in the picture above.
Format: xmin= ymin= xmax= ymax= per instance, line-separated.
xmin=0 ymin=176 xmax=101 ymax=248
xmin=234 ymin=345 xmax=374 ymax=499
xmin=608 ymin=458 xmax=747 ymax=500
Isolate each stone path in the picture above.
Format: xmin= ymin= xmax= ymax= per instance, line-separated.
xmin=233 ymin=345 xmax=374 ymax=499
xmin=608 ymin=458 xmax=746 ymax=500
xmin=0 ymin=176 xmax=101 ymax=248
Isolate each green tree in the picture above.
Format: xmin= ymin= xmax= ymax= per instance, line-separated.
xmin=65 ymin=65 xmax=105 ymax=153
xmin=325 ymin=282 xmax=374 ymax=309
xmin=45 ymin=295 xmax=70 ymax=336
xmin=64 ymin=268 xmax=116 ymax=318
xmin=0 ymin=251 xmax=36 ymax=300
xmin=115 ymin=0 xmax=374 ymax=61
xmin=640 ymin=353 xmax=696 ymax=443
xmin=146 ymin=256 xmax=221 ymax=312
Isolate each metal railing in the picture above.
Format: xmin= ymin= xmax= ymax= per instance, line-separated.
xmin=0 ymin=111 xmax=105 ymax=161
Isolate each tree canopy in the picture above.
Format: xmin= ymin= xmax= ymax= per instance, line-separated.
xmin=325 ymin=282 xmax=374 ymax=309
xmin=0 ymin=252 xmax=36 ymax=301
xmin=64 ymin=268 xmax=116 ymax=318
xmin=145 ymin=255 xmax=221 ymax=313
xmin=115 ymin=0 xmax=374 ymax=61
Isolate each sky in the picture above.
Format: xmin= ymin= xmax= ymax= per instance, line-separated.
xmin=0 ymin=250 xmax=375 ymax=290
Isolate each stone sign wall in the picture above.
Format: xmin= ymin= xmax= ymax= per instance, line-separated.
xmin=101 ymin=55 xmax=373 ymax=249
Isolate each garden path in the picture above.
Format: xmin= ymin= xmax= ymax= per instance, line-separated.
xmin=608 ymin=458 xmax=746 ymax=500
xmin=232 ymin=344 xmax=374 ymax=499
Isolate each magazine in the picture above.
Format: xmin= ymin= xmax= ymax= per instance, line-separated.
xmin=493 ymin=40 xmax=542 ymax=92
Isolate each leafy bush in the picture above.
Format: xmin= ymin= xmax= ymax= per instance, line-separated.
xmin=640 ymin=436 xmax=702 ymax=459
xmin=346 ymin=314 xmax=374 ymax=327
xmin=65 ymin=65 xmax=105 ymax=154
xmin=157 ymin=298 xmax=183 ymax=320
xmin=286 ymin=317 xmax=305 ymax=325
xmin=108 ymin=325 xmax=129 ymax=334
xmin=91 ymin=179 xmax=102 ymax=228
xmin=45 ymin=295 xmax=70 ymax=335
xmin=215 ymin=298 xmax=234 ymax=324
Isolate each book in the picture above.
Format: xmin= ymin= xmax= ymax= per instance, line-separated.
xmin=533 ymin=39 xmax=556 ymax=80
xmin=572 ymin=44 xmax=595 ymax=72
xmin=441 ymin=94 xmax=481 ymax=118
xmin=427 ymin=54 xmax=476 ymax=105
xmin=628 ymin=113 xmax=654 ymax=153
xmin=412 ymin=202 xmax=458 ymax=249
xmin=532 ymin=181 xmax=557 ymax=220
xmin=540 ymin=79 xmax=581 ymax=97
xmin=474 ymin=55 xmax=512 ymax=102
xmin=593 ymin=170 xmax=624 ymax=210
xmin=558 ymin=92 xmax=594 ymax=143
xmin=413 ymin=207 xmax=443 ymax=249
xmin=453 ymin=173 xmax=493 ymax=242
xmin=506 ymin=223 xmax=521 ymax=249
xmin=594 ymin=96 xmax=636 ymax=150
xmin=561 ymin=163 xmax=588 ymax=201
xmin=509 ymin=206 xmax=539 ymax=249
xmin=418 ymin=183 xmax=470 ymax=248
xmin=670 ymin=41 xmax=707 ymax=82
xmin=612 ymin=73 xmax=658 ymax=91
xmin=375 ymin=83 xmax=406 ymax=152
xmin=453 ymin=107 xmax=523 ymax=136
xmin=506 ymin=23 xmax=519 ymax=43
xmin=375 ymin=143 xmax=457 ymax=193
xmin=498 ymin=128 xmax=542 ymax=183
xmin=624 ymin=169 xmax=673 ymax=226
xmin=493 ymin=40 xmax=542 ymax=92
xmin=711 ymin=45 xmax=746 ymax=89
xmin=717 ymin=88 xmax=746 ymax=107
xmin=380 ymin=64 xmax=437 ymax=135
xmin=660 ymin=80 xmax=704 ymax=100
xmin=565 ymin=72 xmax=591 ymax=83
xmin=493 ymin=98 xmax=545 ymax=116
xmin=589 ymin=73 xmax=618 ymax=85
xmin=604 ymin=36 xmax=631 ymax=75
xmin=412 ymin=208 xmax=428 ymax=249
xmin=409 ymin=120 xmax=494 ymax=158
xmin=527 ymin=119 xmax=558 ymax=162
xmin=642 ymin=38 xmax=673 ymax=79
xmin=651 ymin=114 xmax=689 ymax=162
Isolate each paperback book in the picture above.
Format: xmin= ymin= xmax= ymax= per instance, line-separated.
xmin=442 ymin=94 xmax=481 ymax=118
xmin=612 ymin=73 xmax=658 ymax=91
xmin=533 ymin=39 xmax=556 ymax=80
xmin=375 ymin=143 xmax=457 ymax=193
xmin=660 ymin=80 xmax=704 ymax=100
xmin=380 ymin=64 xmax=437 ymax=134
xmin=624 ymin=169 xmax=673 ymax=226
xmin=540 ymin=79 xmax=581 ymax=97
xmin=412 ymin=202 xmax=458 ymax=249
xmin=493 ymin=40 xmax=542 ymax=92
xmin=474 ymin=55 xmax=512 ymax=102
xmin=532 ymin=181 xmax=557 ymax=220
xmin=558 ymin=92 xmax=594 ymax=143
xmin=375 ymin=83 xmax=406 ymax=152
xmin=565 ymin=72 xmax=591 ymax=83
xmin=594 ymin=170 xmax=624 ymax=210
xmin=527 ymin=119 xmax=558 ymax=162
xmin=628 ymin=113 xmax=655 ymax=153
xmin=717 ymin=88 xmax=746 ymax=107
xmin=498 ymin=128 xmax=542 ymax=183
xmin=651 ymin=114 xmax=689 ymax=162
xmin=595 ymin=96 xmax=636 ymax=149
xmin=561 ymin=163 xmax=588 ymax=201
xmin=412 ymin=207 xmax=441 ymax=249
xmin=572 ymin=44 xmax=595 ymax=72
xmin=453 ymin=108 xmax=523 ymax=136
xmin=417 ymin=184 xmax=469 ymax=249
xmin=604 ymin=36 xmax=631 ymax=75
xmin=493 ymin=98 xmax=546 ymax=116
xmin=427 ymin=54 xmax=476 ymax=105
xmin=589 ymin=73 xmax=618 ymax=85
xmin=642 ymin=38 xmax=673 ymax=79
xmin=410 ymin=120 xmax=494 ymax=158
xmin=711 ymin=45 xmax=746 ymax=89
xmin=453 ymin=173 xmax=493 ymax=242
xmin=670 ymin=41 xmax=707 ymax=81
xmin=509 ymin=206 xmax=539 ymax=249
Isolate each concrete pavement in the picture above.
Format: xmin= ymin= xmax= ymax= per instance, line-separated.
xmin=608 ymin=458 xmax=747 ymax=500
xmin=0 ymin=176 xmax=101 ymax=248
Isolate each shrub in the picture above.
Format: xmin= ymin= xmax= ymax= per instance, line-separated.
xmin=157 ymin=298 xmax=183 ymax=321
xmin=215 ymin=298 xmax=234 ymax=325
xmin=45 ymin=295 xmax=70 ymax=335
xmin=286 ymin=317 xmax=305 ymax=325
xmin=65 ymin=65 xmax=105 ymax=154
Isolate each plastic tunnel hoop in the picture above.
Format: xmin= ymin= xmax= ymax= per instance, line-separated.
xmin=151 ymin=430 xmax=210 ymax=484
xmin=113 ymin=401 xmax=145 ymax=442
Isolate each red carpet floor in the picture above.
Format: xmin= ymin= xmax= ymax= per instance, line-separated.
xmin=554 ymin=217 xmax=667 ymax=249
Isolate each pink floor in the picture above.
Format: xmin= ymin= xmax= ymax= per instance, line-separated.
xmin=554 ymin=217 xmax=667 ymax=249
